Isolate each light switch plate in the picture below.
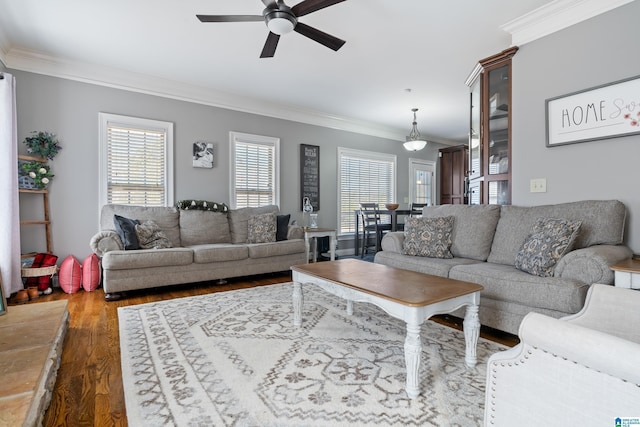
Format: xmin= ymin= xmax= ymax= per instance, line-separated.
xmin=530 ymin=178 xmax=547 ymax=193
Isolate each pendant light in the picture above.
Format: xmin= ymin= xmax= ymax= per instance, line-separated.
xmin=403 ymin=108 xmax=428 ymax=151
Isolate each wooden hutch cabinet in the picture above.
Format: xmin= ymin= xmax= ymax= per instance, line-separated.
xmin=465 ymin=46 xmax=518 ymax=205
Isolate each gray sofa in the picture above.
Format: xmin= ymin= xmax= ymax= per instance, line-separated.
xmin=90 ymin=204 xmax=306 ymax=300
xmin=374 ymin=200 xmax=632 ymax=334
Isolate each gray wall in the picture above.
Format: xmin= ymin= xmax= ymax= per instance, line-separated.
xmin=512 ymin=0 xmax=640 ymax=253
xmin=13 ymin=70 xmax=445 ymax=260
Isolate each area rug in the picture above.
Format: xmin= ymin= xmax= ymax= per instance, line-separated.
xmin=118 ymin=283 xmax=506 ymax=426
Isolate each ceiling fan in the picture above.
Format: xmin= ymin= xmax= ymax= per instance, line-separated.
xmin=197 ymin=0 xmax=347 ymax=58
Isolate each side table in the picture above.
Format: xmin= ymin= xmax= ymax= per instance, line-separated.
xmin=303 ymin=227 xmax=336 ymax=263
xmin=610 ymin=258 xmax=640 ymax=290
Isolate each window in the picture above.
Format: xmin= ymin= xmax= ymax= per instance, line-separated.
xmin=230 ymin=132 xmax=280 ymax=209
xmin=337 ymin=147 xmax=396 ymax=234
xmin=99 ymin=113 xmax=174 ymax=207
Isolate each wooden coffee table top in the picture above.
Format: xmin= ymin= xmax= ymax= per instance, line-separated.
xmin=291 ymin=258 xmax=483 ymax=307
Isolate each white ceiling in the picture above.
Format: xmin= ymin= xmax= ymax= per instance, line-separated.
xmin=0 ymin=0 xmax=609 ymax=144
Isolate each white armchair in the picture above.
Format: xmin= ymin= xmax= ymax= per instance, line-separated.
xmin=484 ymin=284 xmax=640 ymax=426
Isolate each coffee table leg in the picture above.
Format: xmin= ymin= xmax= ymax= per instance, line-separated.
xmin=463 ymin=303 xmax=480 ymax=367
xmin=293 ymin=282 xmax=303 ymax=327
xmin=404 ymin=322 xmax=422 ymax=399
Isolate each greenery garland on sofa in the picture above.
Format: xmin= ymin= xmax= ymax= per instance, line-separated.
xmin=175 ymin=199 xmax=229 ymax=212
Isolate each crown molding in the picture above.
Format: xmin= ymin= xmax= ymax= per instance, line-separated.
xmin=501 ymin=0 xmax=634 ymax=46
xmin=5 ymin=47 xmax=406 ymax=142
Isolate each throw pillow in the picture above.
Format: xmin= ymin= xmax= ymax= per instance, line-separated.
xmin=402 ymin=216 xmax=454 ymax=258
xmin=515 ymin=217 xmax=583 ymax=277
xmin=114 ymin=214 xmax=141 ymax=250
xmin=59 ymin=255 xmax=82 ymax=294
xmin=135 ymin=220 xmax=173 ymax=249
xmin=276 ymin=214 xmax=291 ymax=241
xmin=248 ymin=212 xmax=277 ymax=244
xmin=82 ymin=253 xmax=101 ymax=291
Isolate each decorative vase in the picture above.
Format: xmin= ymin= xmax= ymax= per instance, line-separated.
xmin=302 ymin=197 xmax=313 ymax=228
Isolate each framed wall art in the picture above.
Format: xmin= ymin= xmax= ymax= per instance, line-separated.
xmin=193 ymin=142 xmax=214 ymax=168
xmin=546 ymin=75 xmax=640 ymax=147
xmin=300 ymin=144 xmax=320 ymax=211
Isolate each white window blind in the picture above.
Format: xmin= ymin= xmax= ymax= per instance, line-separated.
xmin=99 ymin=113 xmax=173 ymax=207
xmin=338 ymin=147 xmax=396 ymax=234
xmin=230 ymin=132 xmax=280 ymax=209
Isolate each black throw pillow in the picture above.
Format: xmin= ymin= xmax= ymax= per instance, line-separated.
xmin=114 ymin=214 xmax=141 ymax=250
xmin=276 ymin=214 xmax=291 ymax=241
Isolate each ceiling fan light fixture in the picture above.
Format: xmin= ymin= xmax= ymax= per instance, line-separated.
xmin=265 ymin=11 xmax=296 ymax=35
xmin=404 ymin=108 xmax=428 ymax=151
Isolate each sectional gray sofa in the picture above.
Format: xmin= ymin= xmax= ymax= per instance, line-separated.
xmin=374 ymin=200 xmax=632 ymax=334
xmin=90 ymin=204 xmax=306 ymax=300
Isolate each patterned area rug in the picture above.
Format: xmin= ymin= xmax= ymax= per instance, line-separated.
xmin=119 ymin=283 xmax=505 ymax=426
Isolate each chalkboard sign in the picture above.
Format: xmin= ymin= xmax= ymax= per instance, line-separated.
xmin=300 ymin=144 xmax=320 ymax=211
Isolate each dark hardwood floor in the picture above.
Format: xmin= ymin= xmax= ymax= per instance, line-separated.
xmin=14 ymin=272 xmax=518 ymax=426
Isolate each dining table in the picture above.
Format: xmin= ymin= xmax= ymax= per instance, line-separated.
xmin=353 ymin=209 xmax=411 ymax=256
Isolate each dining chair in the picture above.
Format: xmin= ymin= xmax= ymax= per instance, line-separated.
xmin=359 ymin=203 xmax=392 ymax=258
xmin=409 ymin=202 xmax=428 ymax=217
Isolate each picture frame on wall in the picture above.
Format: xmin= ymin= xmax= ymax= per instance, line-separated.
xmin=546 ymin=75 xmax=640 ymax=147
xmin=193 ymin=142 xmax=214 ymax=168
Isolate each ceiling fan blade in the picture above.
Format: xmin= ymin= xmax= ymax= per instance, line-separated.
xmin=291 ymin=0 xmax=346 ymax=17
xmin=260 ymin=32 xmax=280 ymax=58
xmin=294 ymin=22 xmax=345 ymax=51
xmin=261 ymin=0 xmax=278 ymax=7
xmin=196 ymin=15 xmax=264 ymax=23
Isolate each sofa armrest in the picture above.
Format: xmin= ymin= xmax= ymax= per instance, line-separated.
xmin=380 ymin=232 xmax=404 ymax=253
xmin=90 ymin=230 xmax=124 ymax=257
xmin=553 ymin=244 xmax=632 ymax=284
xmin=287 ymin=224 xmax=304 ymax=240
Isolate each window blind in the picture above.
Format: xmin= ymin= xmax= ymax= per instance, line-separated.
xmin=107 ymin=125 xmax=166 ymax=206
xmin=338 ymin=148 xmax=396 ymax=234
xmin=233 ymin=139 xmax=276 ymax=208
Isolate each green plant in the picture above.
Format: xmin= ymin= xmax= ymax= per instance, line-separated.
xmin=22 ymin=131 xmax=62 ymax=160
xmin=20 ymin=161 xmax=54 ymax=189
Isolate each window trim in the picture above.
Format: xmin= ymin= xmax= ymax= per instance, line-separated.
xmin=336 ymin=147 xmax=397 ymax=236
xmin=229 ymin=131 xmax=280 ymax=209
xmin=98 ymin=112 xmax=174 ymax=208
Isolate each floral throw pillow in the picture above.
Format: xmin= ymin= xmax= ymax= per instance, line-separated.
xmin=135 ymin=220 xmax=173 ymax=249
xmin=515 ymin=217 xmax=583 ymax=277
xmin=248 ymin=212 xmax=277 ymax=244
xmin=402 ymin=216 xmax=454 ymax=259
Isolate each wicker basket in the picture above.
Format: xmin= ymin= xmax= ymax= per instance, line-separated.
xmin=21 ymin=265 xmax=58 ymax=277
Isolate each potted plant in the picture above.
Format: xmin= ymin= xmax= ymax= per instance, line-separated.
xmin=22 ymin=131 xmax=62 ymax=160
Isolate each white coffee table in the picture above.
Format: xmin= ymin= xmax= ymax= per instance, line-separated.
xmin=291 ymin=259 xmax=483 ymax=399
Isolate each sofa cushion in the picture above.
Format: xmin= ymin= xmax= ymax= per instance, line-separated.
xmin=190 ymin=244 xmax=249 ymax=263
xmin=449 ymin=262 xmax=589 ymax=314
xmin=276 ymin=214 xmax=291 ymax=241
xmin=375 ymin=250 xmax=481 ymax=278
xmin=101 ymin=204 xmax=181 ymax=247
xmin=248 ymin=212 xmax=277 ymax=243
xmin=113 ymin=214 xmax=140 ymax=250
xmin=179 ymin=210 xmax=231 ymax=245
xmin=248 ymin=239 xmax=306 ymax=259
xmin=402 ymin=216 xmax=454 ymax=258
xmin=135 ymin=220 xmax=173 ymax=249
xmin=421 ymin=204 xmax=501 ymax=261
xmin=102 ymin=248 xmax=193 ymax=270
xmin=488 ymin=200 xmax=626 ymax=266
xmin=228 ymin=205 xmax=279 ymax=244
xmin=515 ymin=218 xmax=582 ymax=277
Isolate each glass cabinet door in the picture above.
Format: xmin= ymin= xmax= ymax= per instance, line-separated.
xmin=486 ymin=64 xmax=509 ymax=176
xmin=469 ymin=80 xmax=481 ymax=180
